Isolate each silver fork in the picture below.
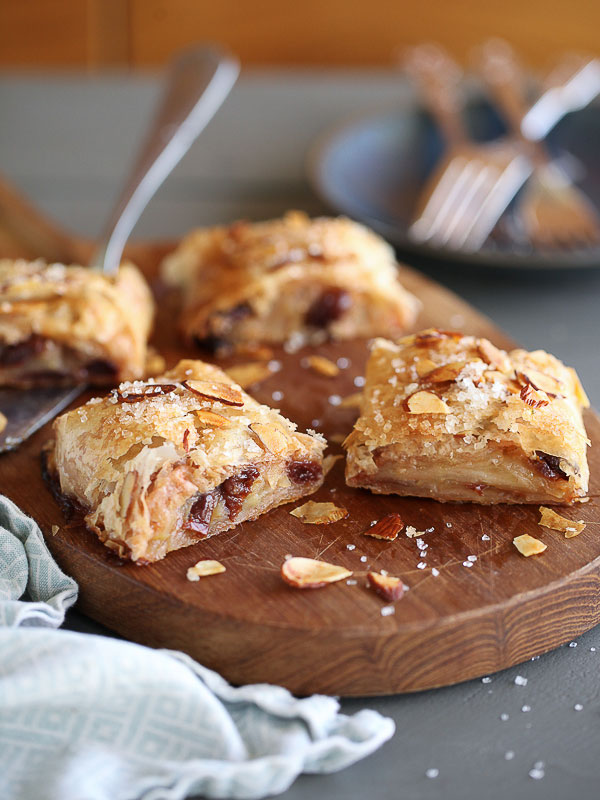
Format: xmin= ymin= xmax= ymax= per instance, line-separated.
xmin=406 ymin=44 xmax=532 ymax=252
xmin=478 ymin=40 xmax=600 ymax=249
xmin=0 ymin=45 xmax=239 ymax=453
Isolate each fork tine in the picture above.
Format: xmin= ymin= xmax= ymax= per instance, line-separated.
xmin=438 ymin=163 xmax=499 ymax=247
xmin=410 ymin=156 xmax=471 ymax=241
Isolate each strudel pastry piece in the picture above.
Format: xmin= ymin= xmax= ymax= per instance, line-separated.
xmin=161 ymin=211 xmax=420 ymax=352
xmin=0 ymin=259 xmax=154 ymax=386
xmin=344 ymin=329 xmax=590 ymax=504
xmin=45 ymin=359 xmax=326 ymax=563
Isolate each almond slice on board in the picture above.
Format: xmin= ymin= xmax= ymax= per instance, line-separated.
xmin=362 ymin=513 xmax=404 ymax=541
xmin=186 ymin=560 xmax=226 ymax=581
xmin=281 ymin=557 xmax=352 ymax=588
xmin=513 ymin=534 xmax=547 ymax=557
xmin=367 ymin=572 xmax=404 ymax=602
xmin=225 ymin=362 xmax=274 ymax=389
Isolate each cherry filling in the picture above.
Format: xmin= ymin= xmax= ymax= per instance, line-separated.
xmin=194 ymin=303 xmax=253 ymax=353
xmin=221 ymin=466 xmax=259 ymax=518
xmin=186 ymin=492 xmax=218 ymax=537
xmin=535 ymin=451 xmax=569 ymax=481
xmin=286 ymin=460 xmax=323 ymax=485
xmin=185 ymin=466 xmax=260 ymax=536
xmin=305 ymin=287 xmax=352 ymax=328
xmin=0 ymin=334 xmax=46 ymax=365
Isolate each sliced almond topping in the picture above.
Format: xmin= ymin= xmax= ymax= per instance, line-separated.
xmin=478 ymin=339 xmax=512 ymax=372
xmin=0 ymin=411 xmax=6 ymax=434
xmin=117 ymin=383 xmax=178 ymax=403
xmin=415 ymin=358 xmax=437 ymax=377
xmin=281 ymin=556 xmax=352 ymax=588
xmin=538 ymin=506 xmax=586 ymax=538
xmin=568 ymin=367 xmax=590 ymax=409
xmin=521 ymin=368 xmax=563 ymax=397
xmin=195 ymin=409 xmax=231 ymax=428
xmin=186 ymin=559 xmax=226 ymax=581
xmin=225 ymin=362 xmax=274 ymax=389
xmin=250 ymin=422 xmax=289 ymax=454
xmin=363 ymin=513 xmax=404 ymax=541
xmin=513 ymin=534 xmax=547 ymax=557
xmin=367 ymin=572 xmax=404 ymax=602
xmin=406 ymin=390 xmax=450 ymax=414
xmin=290 ymin=500 xmax=349 ymax=524
xmin=519 ymin=381 xmax=550 ymax=409
xmin=323 ymin=453 xmax=344 ymax=476
xmin=306 ymin=355 xmax=340 ymax=377
xmin=425 ymin=361 xmax=468 ymax=383
xmin=183 ymin=379 xmax=244 ymax=407
xmin=339 ymin=392 xmax=363 ymax=409
xmin=414 ymin=328 xmax=462 ymax=347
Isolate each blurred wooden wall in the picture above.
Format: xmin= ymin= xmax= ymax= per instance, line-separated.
xmin=1 ymin=0 xmax=599 ymax=70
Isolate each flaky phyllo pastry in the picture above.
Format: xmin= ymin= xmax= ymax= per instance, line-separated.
xmin=0 ymin=259 xmax=154 ymax=386
xmin=344 ymin=329 xmax=590 ymax=504
xmin=45 ymin=360 xmax=326 ymax=563
xmin=161 ymin=211 xmax=420 ymax=352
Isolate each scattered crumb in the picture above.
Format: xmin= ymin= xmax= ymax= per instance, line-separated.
xmin=521 ymin=705 xmax=531 ymax=713
xmin=186 ymin=560 xmax=226 ymax=581
xmin=380 ymin=605 xmax=395 ymax=617
xmin=481 ymin=534 xmax=490 ymax=541
xmin=481 ymin=676 xmax=492 ymax=684
xmin=467 ymin=555 xmax=477 ymax=562
xmin=505 ymin=751 xmax=515 ymax=761
xmin=306 ymin=355 xmax=340 ymax=377
xmin=513 ymin=534 xmax=547 ymax=557
xmin=346 ymin=579 xmax=357 ymax=586
xmin=529 ymin=767 xmax=545 ymax=780
xmin=290 ymin=501 xmax=348 ymax=525
xmin=417 ymin=562 xmax=427 ymax=570
xmin=360 ymin=556 xmax=367 ymax=563
xmin=462 ymin=561 xmax=473 ymax=568
xmin=574 ymin=703 xmax=583 ymax=711
xmin=569 ymin=641 xmax=578 ymax=648
xmin=431 ymin=568 xmax=440 ymax=577
xmin=538 ymin=506 xmax=585 ymax=538
xmin=514 ymin=675 xmax=528 ymax=686
xmin=346 ymin=544 xmax=356 ymax=551
xmin=425 ymin=768 xmax=439 ymax=779
xmin=51 ymin=525 xmax=60 ymax=536
xmin=500 ymin=713 xmax=509 ymax=721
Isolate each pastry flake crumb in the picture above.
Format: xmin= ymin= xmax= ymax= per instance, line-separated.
xmin=290 ymin=500 xmax=348 ymax=524
xmin=367 ymin=571 xmax=404 ymax=602
xmin=513 ymin=534 xmax=547 ymax=557
xmin=281 ymin=556 xmax=352 ymax=588
xmin=362 ymin=513 xmax=404 ymax=541
xmin=538 ymin=506 xmax=586 ymax=538
xmin=186 ymin=560 xmax=226 ymax=581
xmin=406 ymin=390 xmax=450 ymax=414
xmin=306 ymin=355 xmax=340 ymax=377
xmin=225 ymin=361 xmax=274 ymax=388
xmin=405 ymin=525 xmax=428 ymax=538
xmin=250 ymin=422 xmax=289 ymax=454
xmin=51 ymin=524 xmax=59 ymax=536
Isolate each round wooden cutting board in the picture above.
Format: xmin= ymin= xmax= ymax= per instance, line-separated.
xmin=2 ymin=244 xmax=600 ymax=697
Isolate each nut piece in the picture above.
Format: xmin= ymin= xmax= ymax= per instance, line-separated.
xmin=306 ymin=355 xmax=340 ymax=377
xmin=195 ymin=409 xmax=231 ymax=428
xmin=513 ymin=534 xmax=547 ymax=557
xmin=367 ymin=571 xmax=404 ymax=602
xmin=186 ymin=559 xmax=226 ymax=581
xmin=183 ymin=379 xmax=244 ymax=406
xmin=478 ymin=339 xmax=512 ymax=373
xmin=414 ymin=328 xmax=462 ymax=347
xmin=225 ymin=362 xmax=274 ymax=388
xmin=281 ymin=556 xmax=352 ymax=588
xmin=290 ymin=500 xmax=349 ymax=524
xmin=406 ymin=391 xmax=450 ymax=414
xmin=117 ymin=383 xmax=178 ymax=403
xmin=415 ymin=358 xmax=437 ymax=378
xmin=539 ymin=506 xmax=586 ymax=538
xmin=426 ymin=361 xmax=468 ymax=383
xmin=0 ymin=411 xmax=6 ymax=434
xmin=250 ymin=422 xmax=289 ymax=454
xmin=339 ymin=392 xmax=363 ymax=409
xmin=363 ymin=513 xmax=404 ymax=541
xmin=519 ymin=381 xmax=550 ymax=409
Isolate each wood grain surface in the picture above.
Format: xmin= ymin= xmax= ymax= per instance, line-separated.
xmin=2 ymin=243 xmax=599 ymax=697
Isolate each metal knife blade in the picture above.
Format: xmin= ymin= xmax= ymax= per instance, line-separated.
xmin=0 ymin=386 xmax=84 ymax=453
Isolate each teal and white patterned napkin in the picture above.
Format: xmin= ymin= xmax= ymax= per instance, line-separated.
xmin=0 ymin=495 xmax=395 ymax=800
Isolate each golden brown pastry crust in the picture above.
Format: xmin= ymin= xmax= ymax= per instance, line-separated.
xmin=46 ymin=359 xmax=327 ymax=563
xmin=161 ymin=211 xmax=420 ymax=351
xmin=344 ymin=329 xmax=590 ymax=504
xmin=0 ymin=259 xmax=154 ymax=386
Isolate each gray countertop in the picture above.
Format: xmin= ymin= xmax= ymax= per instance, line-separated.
xmin=1 ymin=69 xmax=599 ymax=800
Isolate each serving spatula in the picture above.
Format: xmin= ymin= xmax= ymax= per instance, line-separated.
xmin=0 ymin=44 xmax=239 ymax=453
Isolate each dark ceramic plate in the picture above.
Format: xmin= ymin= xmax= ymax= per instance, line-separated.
xmin=308 ymin=99 xmax=600 ymax=270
